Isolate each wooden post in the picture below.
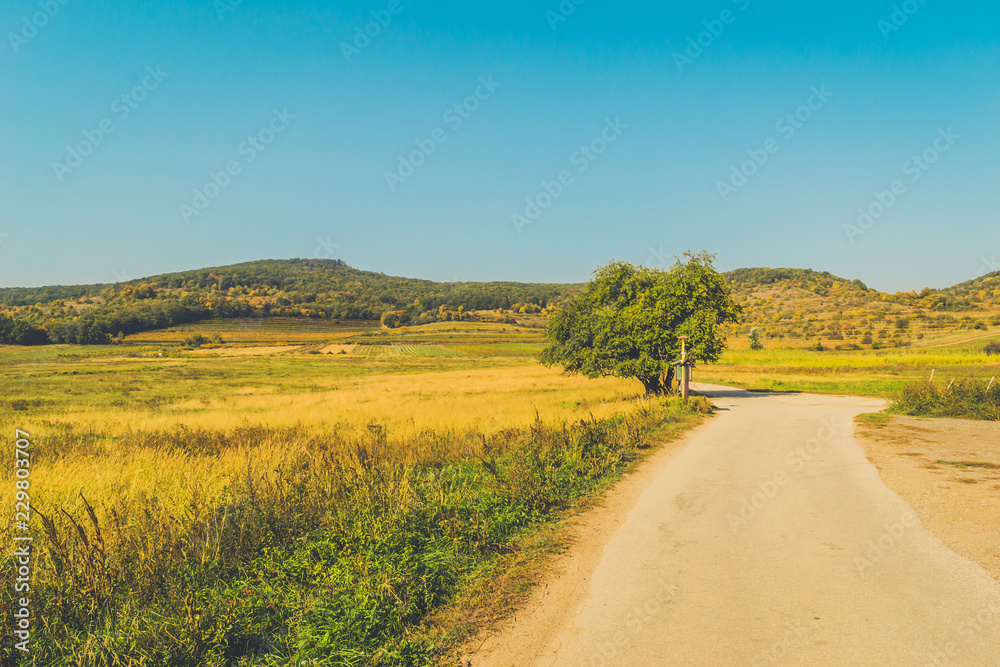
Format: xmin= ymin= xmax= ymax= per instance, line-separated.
xmin=678 ymin=335 xmax=690 ymax=404
xmin=682 ymin=364 xmax=690 ymax=403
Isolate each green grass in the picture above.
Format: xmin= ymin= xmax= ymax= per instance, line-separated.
xmin=696 ymin=346 xmax=1000 ymax=397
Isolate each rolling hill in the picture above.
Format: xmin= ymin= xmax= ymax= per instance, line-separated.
xmin=0 ymin=259 xmax=578 ymax=344
xmin=1 ymin=259 xmax=999 ymax=348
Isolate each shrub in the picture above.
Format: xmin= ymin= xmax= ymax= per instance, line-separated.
xmin=984 ymin=341 xmax=1000 ymax=356
xmin=182 ymin=333 xmax=211 ymax=348
xmin=890 ymin=377 xmax=1000 ymax=421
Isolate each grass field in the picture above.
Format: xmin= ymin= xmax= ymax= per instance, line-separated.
xmin=0 ymin=323 xmax=708 ymax=666
xmin=124 ymin=317 xmax=377 ymax=344
xmin=696 ymin=346 xmax=1000 ymax=397
xmin=123 ymin=318 xmax=547 ymax=359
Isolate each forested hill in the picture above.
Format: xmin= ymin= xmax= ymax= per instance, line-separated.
xmin=1 ymin=260 xmax=998 ymax=346
xmin=723 ymin=268 xmax=872 ymax=297
xmin=0 ymin=259 xmax=578 ymax=344
xmin=726 ymin=266 xmax=1000 ymax=311
xmin=724 ymin=267 xmax=1000 ymax=346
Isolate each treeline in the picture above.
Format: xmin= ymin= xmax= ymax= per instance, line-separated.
xmin=0 ymin=313 xmax=48 ymax=345
xmin=0 ymin=259 xmax=579 ymax=345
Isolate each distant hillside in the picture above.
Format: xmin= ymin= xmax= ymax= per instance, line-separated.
xmin=2 ymin=260 xmax=998 ymax=347
xmin=724 ymin=268 xmax=1000 ymax=348
xmin=0 ymin=259 xmax=579 ymax=344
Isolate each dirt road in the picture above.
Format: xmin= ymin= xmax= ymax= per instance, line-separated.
xmin=471 ymin=385 xmax=1000 ymax=666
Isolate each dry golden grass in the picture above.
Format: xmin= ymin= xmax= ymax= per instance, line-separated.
xmin=47 ymin=365 xmax=642 ymax=438
xmin=19 ymin=363 xmax=649 ymax=518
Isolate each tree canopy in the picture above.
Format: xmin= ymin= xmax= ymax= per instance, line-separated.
xmin=540 ymin=254 xmax=741 ymax=395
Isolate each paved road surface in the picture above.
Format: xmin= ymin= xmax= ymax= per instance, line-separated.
xmin=473 ymin=385 xmax=1000 ymax=666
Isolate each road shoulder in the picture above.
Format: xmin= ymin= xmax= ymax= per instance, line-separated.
xmin=855 ymin=413 xmax=1000 ymax=582
xmin=459 ymin=414 xmax=713 ymax=667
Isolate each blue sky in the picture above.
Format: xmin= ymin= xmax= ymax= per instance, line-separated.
xmin=2 ymin=0 xmax=998 ymax=291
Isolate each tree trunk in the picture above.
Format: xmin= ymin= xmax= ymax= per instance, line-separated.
xmin=661 ymin=367 xmax=675 ymax=395
xmin=640 ymin=375 xmax=662 ymax=395
xmin=640 ymin=367 xmax=675 ymax=396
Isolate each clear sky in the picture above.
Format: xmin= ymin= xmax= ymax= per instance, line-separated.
xmin=2 ymin=0 xmax=998 ymax=292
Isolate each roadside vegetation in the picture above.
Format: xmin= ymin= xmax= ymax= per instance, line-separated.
xmin=888 ymin=377 xmax=1000 ymax=421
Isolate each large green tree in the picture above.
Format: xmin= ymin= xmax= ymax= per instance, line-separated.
xmin=541 ymin=254 xmax=741 ymax=395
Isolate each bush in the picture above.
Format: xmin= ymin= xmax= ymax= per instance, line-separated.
xmin=890 ymin=378 xmax=1000 ymax=421
xmin=182 ymin=333 xmax=211 ymax=348
xmin=984 ymin=341 xmax=1000 ymax=356
xmin=380 ymin=310 xmax=411 ymax=328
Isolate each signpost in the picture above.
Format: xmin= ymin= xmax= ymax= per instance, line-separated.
xmin=676 ymin=335 xmax=691 ymax=403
